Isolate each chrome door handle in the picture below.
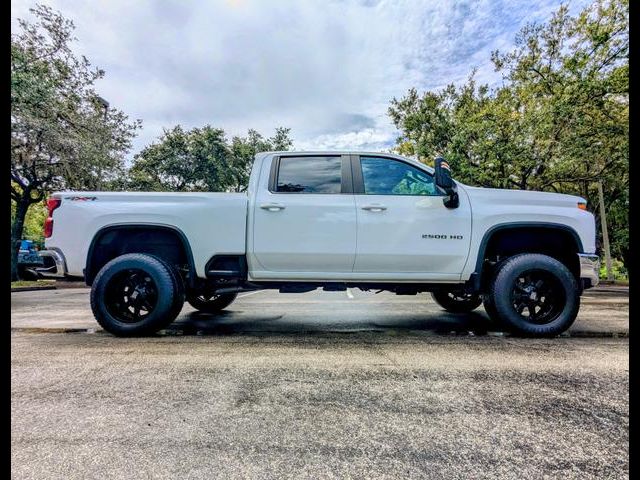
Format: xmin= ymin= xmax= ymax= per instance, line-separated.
xmin=260 ymin=203 xmax=286 ymax=211
xmin=361 ymin=204 xmax=387 ymax=212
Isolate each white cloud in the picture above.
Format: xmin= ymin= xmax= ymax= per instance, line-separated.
xmin=296 ymin=127 xmax=396 ymax=151
xmin=11 ymin=0 xmax=591 ymax=157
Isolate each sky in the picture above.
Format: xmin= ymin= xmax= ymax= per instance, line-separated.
xmin=11 ymin=0 xmax=590 ymax=158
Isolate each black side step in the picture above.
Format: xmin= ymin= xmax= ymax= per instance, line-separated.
xmin=206 ymin=269 xmax=241 ymax=278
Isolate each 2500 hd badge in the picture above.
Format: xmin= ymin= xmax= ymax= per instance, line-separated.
xmin=422 ymin=234 xmax=464 ymax=240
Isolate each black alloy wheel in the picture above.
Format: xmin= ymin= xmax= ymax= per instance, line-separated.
xmin=104 ymin=268 xmax=158 ymax=323
xmin=431 ymin=290 xmax=482 ymax=313
xmin=186 ymin=290 xmax=238 ymax=313
xmin=510 ymin=270 xmax=565 ymax=324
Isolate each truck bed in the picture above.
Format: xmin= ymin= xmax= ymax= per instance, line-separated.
xmin=46 ymin=191 xmax=248 ymax=278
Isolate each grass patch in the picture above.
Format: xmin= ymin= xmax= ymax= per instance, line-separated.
xmin=11 ymin=280 xmax=56 ymax=289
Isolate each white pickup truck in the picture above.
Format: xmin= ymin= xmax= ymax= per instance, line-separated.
xmin=43 ymin=151 xmax=599 ymax=337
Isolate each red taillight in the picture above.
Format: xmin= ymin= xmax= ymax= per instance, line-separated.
xmin=43 ymin=218 xmax=54 ymax=238
xmin=43 ymin=198 xmax=61 ymax=238
xmin=47 ymin=198 xmax=61 ymax=215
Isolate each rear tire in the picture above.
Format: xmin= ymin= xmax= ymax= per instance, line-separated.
xmin=431 ymin=291 xmax=482 ymax=313
xmin=146 ymin=254 xmax=185 ymax=319
xmin=489 ymin=253 xmax=580 ymax=337
xmin=186 ymin=291 xmax=238 ymax=313
xmin=90 ymin=253 xmax=184 ymax=336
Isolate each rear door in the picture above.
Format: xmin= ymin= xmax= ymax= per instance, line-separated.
xmin=352 ymin=155 xmax=472 ymax=277
xmin=251 ymin=154 xmax=357 ymax=276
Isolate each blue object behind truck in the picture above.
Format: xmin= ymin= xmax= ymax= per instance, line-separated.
xmin=18 ymin=240 xmax=44 ymax=267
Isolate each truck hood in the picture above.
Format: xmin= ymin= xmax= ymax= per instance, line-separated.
xmin=461 ymin=185 xmax=586 ymax=208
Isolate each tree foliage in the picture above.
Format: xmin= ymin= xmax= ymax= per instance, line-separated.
xmin=128 ymin=126 xmax=292 ymax=192
xmin=11 ymin=4 xmax=140 ymax=279
xmin=11 ymin=200 xmax=47 ymax=247
xmin=389 ymin=0 xmax=628 ymax=267
xmin=228 ymin=128 xmax=293 ymax=192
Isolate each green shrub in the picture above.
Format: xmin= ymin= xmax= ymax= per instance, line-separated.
xmin=599 ymin=258 xmax=628 ymax=281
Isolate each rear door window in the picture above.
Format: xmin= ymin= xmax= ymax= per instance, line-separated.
xmin=276 ymin=156 xmax=342 ymax=194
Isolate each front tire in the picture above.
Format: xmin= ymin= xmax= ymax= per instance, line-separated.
xmin=90 ymin=253 xmax=184 ymax=336
xmin=482 ymin=259 xmax=508 ymax=326
xmin=431 ymin=291 xmax=482 ymax=313
xmin=489 ymin=254 xmax=580 ymax=337
xmin=186 ymin=291 xmax=237 ymax=313
xmin=482 ymin=294 xmax=500 ymax=323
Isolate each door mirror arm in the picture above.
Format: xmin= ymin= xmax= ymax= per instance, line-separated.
xmin=442 ymin=188 xmax=459 ymax=209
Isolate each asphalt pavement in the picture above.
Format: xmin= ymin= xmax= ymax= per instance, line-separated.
xmin=10 ymin=285 xmax=630 ymax=337
xmin=11 ymin=286 xmax=629 ymax=479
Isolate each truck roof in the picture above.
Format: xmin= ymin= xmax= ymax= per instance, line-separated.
xmin=258 ymin=150 xmax=400 ymax=156
xmin=255 ymin=150 xmax=434 ymax=172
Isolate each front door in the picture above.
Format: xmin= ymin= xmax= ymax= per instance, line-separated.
xmin=352 ymin=155 xmax=472 ymax=278
xmin=251 ymin=154 xmax=356 ymax=278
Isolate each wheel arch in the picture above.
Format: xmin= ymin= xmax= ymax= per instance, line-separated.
xmin=472 ymin=222 xmax=583 ymax=291
xmin=85 ymin=223 xmax=196 ymax=287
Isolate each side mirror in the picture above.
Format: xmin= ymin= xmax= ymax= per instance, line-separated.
xmin=434 ymin=156 xmax=459 ymax=209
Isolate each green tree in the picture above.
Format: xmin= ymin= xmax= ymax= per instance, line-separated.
xmin=389 ymin=0 xmax=628 ymax=268
xmin=11 ymin=4 xmax=140 ymax=280
xmin=11 ymin=199 xmax=47 ymax=247
xmin=228 ymin=127 xmax=293 ymax=192
xmin=128 ymin=125 xmax=232 ymax=192
xmin=129 ymin=126 xmax=292 ymax=192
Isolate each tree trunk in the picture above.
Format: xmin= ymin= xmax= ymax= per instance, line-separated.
xmin=622 ymin=248 xmax=630 ymax=279
xmin=11 ymin=195 xmax=32 ymax=282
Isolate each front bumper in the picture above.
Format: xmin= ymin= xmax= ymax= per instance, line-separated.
xmin=578 ymin=253 xmax=600 ymax=289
